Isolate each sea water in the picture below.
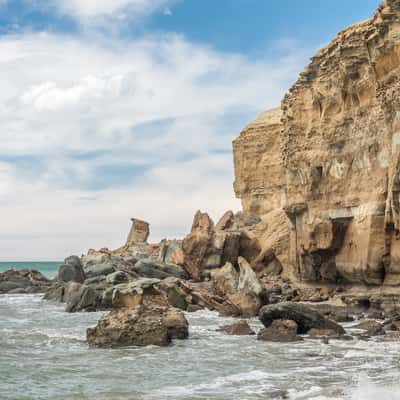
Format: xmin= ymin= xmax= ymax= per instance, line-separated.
xmin=1 ymin=263 xmax=400 ymax=400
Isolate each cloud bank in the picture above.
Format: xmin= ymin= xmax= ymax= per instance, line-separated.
xmin=0 ymin=20 xmax=310 ymax=260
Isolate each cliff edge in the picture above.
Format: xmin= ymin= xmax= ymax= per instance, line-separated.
xmin=233 ymin=0 xmax=400 ymax=286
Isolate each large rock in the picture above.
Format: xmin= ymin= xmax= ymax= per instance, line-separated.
xmin=58 ymin=255 xmax=85 ymax=283
xmin=217 ymin=320 xmax=255 ymax=335
xmin=87 ymin=306 xmax=189 ymax=348
xmin=212 ymin=257 xmax=262 ymax=317
xmin=232 ymin=1 xmax=400 ymax=285
xmin=0 ymin=269 xmax=52 ymax=294
xmin=64 ymin=282 xmax=98 ymax=312
xmin=132 ymin=259 xmax=188 ymax=280
xmin=126 ymin=218 xmax=150 ymax=245
xmin=258 ymin=319 xmax=302 ymax=343
xmin=84 ymin=263 xmax=115 ymax=278
xmin=259 ymin=302 xmax=345 ymax=335
xmin=105 ymin=278 xmax=166 ymax=309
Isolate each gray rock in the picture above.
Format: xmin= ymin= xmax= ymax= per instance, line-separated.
xmin=64 ymin=282 xmax=98 ymax=312
xmin=106 ymin=271 xmax=130 ymax=285
xmin=64 ymin=255 xmax=82 ymax=269
xmin=58 ymin=261 xmax=85 ymax=284
xmin=43 ymin=285 xmax=65 ymax=302
xmin=85 ymin=263 xmax=115 ymax=278
xmin=257 ymin=319 xmax=302 ymax=342
xmin=0 ymin=269 xmax=52 ymax=294
xmin=259 ymin=302 xmax=345 ymax=335
xmin=133 ymin=259 xmax=188 ymax=280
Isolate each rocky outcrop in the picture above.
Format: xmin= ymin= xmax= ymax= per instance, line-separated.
xmin=126 ymin=218 xmax=150 ymax=245
xmin=0 ymin=269 xmax=52 ymax=294
xmin=233 ymin=0 xmax=400 ymax=286
xmin=86 ymin=305 xmax=189 ymax=348
xmin=217 ymin=320 xmax=255 ymax=335
xmin=259 ymin=302 xmax=345 ymax=335
xmin=212 ymin=257 xmax=263 ymax=317
xmin=181 ymin=210 xmax=262 ymax=280
xmin=257 ymin=319 xmax=302 ymax=342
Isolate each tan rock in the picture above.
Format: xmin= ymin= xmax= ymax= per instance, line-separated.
xmin=126 ymin=218 xmax=149 ymax=245
xmin=86 ymin=305 xmax=189 ymax=348
xmin=233 ymin=0 xmax=400 ymax=286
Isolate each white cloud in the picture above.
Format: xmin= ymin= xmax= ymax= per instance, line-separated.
xmin=47 ymin=0 xmax=174 ymax=20
xmin=0 ymin=31 xmax=310 ymax=260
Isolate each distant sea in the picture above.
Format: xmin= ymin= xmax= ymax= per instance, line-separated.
xmin=0 ymin=261 xmax=60 ymax=278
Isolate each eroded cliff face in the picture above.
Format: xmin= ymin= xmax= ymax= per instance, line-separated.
xmin=233 ymin=0 xmax=400 ymax=286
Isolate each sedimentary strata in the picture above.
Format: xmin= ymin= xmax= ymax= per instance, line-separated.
xmin=233 ymin=0 xmax=400 ymax=286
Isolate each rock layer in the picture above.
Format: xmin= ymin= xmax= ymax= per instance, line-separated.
xmin=233 ymin=0 xmax=400 ymax=285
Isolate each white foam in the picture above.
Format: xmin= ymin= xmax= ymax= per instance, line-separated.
xmin=348 ymin=377 xmax=400 ymax=400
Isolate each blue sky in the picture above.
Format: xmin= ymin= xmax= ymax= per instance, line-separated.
xmin=0 ymin=0 xmax=382 ymax=260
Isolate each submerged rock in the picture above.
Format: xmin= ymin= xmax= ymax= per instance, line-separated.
xmin=259 ymin=302 xmax=345 ymax=335
xmin=87 ymin=306 xmax=189 ymax=348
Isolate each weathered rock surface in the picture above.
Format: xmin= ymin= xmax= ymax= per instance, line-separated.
xmin=259 ymin=302 xmax=345 ymax=335
xmin=132 ymin=259 xmax=188 ymax=280
xmin=126 ymin=218 xmax=150 ymax=245
xmin=64 ymin=282 xmax=98 ymax=313
xmin=86 ymin=306 xmax=189 ymax=348
xmin=58 ymin=256 xmax=85 ymax=283
xmin=233 ymin=0 xmax=400 ymax=286
xmin=212 ymin=257 xmax=263 ymax=317
xmin=257 ymin=319 xmax=302 ymax=342
xmin=0 ymin=269 xmax=52 ymax=294
xmin=217 ymin=320 xmax=255 ymax=335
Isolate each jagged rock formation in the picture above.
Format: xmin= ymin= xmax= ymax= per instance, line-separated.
xmin=233 ymin=0 xmax=400 ymax=285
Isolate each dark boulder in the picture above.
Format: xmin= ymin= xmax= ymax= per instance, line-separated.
xmin=64 ymin=282 xmax=98 ymax=312
xmin=257 ymin=319 xmax=302 ymax=342
xmin=133 ymin=259 xmax=188 ymax=280
xmin=58 ymin=256 xmax=85 ymax=283
xmin=85 ymin=263 xmax=115 ymax=278
xmin=217 ymin=320 xmax=255 ymax=335
xmin=0 ymin=269 xmax=52 ymax=294
xmin=259 ymin=302 xmax=345 ymax=335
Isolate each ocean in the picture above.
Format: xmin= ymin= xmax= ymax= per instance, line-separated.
xmin=0 ymin=261 xmax=60 ymax=278
xmin=1 ymin=262 xmax=400 ymax=399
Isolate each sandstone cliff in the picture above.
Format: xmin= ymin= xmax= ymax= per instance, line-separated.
xmin=233 ymin=0 xmax=400 ymax=286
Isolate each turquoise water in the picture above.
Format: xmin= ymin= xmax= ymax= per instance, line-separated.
xmin=0 ymin=262 xmax=60 ymax=278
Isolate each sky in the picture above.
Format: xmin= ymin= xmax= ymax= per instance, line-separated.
xmin=0 ymin=0 xmax=381 ymax=261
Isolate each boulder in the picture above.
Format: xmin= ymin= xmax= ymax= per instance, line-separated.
xmin=81 ymin=250 xmax=111 ymax=268
xmin=132 ymin=259 xmax=188 ymax=280
xmin=217 ymin=320 xmax=255 ymax=335
xmin=105 ymin=271 xmax=131 ymax=285
xmin=182 ymin=211 xmax=216 ymax=280
xmin=85 ymin=263 xmax=115 ymax=278
xmin=259 ymin=302 xmax=345 ymax=335
xmin=126 ymin=218 xmax=150 ymax=245
xmin=258 ymin=320 xmax=302 ymax=342
xmin=43 ymin=284 xmax=65 ymax=302
xmin=156 ymin=277 xmax=188 ymax=310
xmin=0 ymin=269 xmax=52 ymax=294
xmin=64 ymin=282 xmax=98 ymax=312
xmin=107 ymin=278 xmax=166 ymax=309
xmin=58 ymin=257 xmax=85 ymax=283
xmin=212 ymin=257 xmax=262 ymax=317
xmin=87 ymin=305 xmax=189 ymax=348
